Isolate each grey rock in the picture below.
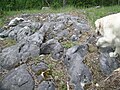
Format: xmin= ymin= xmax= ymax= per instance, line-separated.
xmin=19 ymin=21 xmax=42 ymax=30
xmin=70 ymin=35 xmax=79 ymax=41
xmin=31 ymin=22 xmax=42 ymax=30
xmin=0 ymin=29 xmax=13 ymax=38
xmin=64 ymin=52 xmax=83 ymax=68
xmin=0 ymin=45 xmax=20 ymax=70
xmin=0 ymin=41 xmax=40 ymax=70
xmin=19 ymin=41 xmax=40 ymax=60
xmin=37 ymin=81 xmax=55 ymax=90
xmin=0 ymin=28 xmax=4 ymax=33
xmin=8 ymin=26 xmax=31 ymax=41
xmin=71 ymin=16 xmax=80 ymax=22
xmin=56 ymin=15 xmax=69 ymax=25
xmin=74 ymin=84 xmax=84 ymax=90
xmin=31 ymin=61 xmax=48 ymax=74
xmin=8 ymin=26 xmax=21 ymax=40
xmin=56 ymin=15 xmax=67 ymax=22
xmin=0 ymin=22 xmax=44 ymax=70
xmin=27 ymin=31 xmax=44 ymax=45
xmin=18 ymin=21 xmax=32 ymax=28
xmin=8 ymin=21 xmax=42 ymax=41
xmin=0 ymin=64 xmax=34 ymax=90
xmin=0 ymin=82 xmax=9 ymax=90
xmin=48 ymin=14 xmax=59 ymax=22
xmin=67 ymin=20 xmax=73 ymax=26
xmin=39 ymin=22 xmax=55 ymax=40
xmin=54 ymin=22 xmax=65 ymax=32
xmin=41 ymin=39 xmax=64 ymax=60
xmin=99 ymin=47 xmax=120 ymax=75
xmin=16 ymin=26 xmax=31 ymax=41
xmin=65 ymin=44 xmax=88 ymax=59
xmin=0 ymin=47 xmax=2 ymax=53
xmin=73 ymin=22 xmax=90 ymax=32
xmin=56 ymin=29 xmax=69 ymax=38
xmin=37 ymin=75 xmax=44 ymax=83
xmin=39 ymin=22 xmax=54 ymax=33
xmin=68 ymin=61 xmax=92 ymax=86
xmin=64 ymin=45 xmax=92 ymax=89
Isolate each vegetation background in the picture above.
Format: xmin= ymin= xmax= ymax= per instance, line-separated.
xmin=0 ymin=0 xmax=120 ymax=11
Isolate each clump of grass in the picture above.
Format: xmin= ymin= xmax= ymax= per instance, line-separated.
xmin=84 ymin=5 xmax=120 ymax=27
xmin=62 ymin=41 xmax=79 ymax=49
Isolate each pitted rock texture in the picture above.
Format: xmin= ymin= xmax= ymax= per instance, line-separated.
xmin=0 ymin=12 xmax=120 ymax=90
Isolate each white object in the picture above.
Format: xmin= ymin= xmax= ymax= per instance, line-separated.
xmin=95 ymin=13 xmax=120 ymax=57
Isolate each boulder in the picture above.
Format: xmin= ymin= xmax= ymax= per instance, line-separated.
xmin=0 ymin=41 xmax=40 ymax=70
xmin=0 ymin=64 xmax=34 ymax=90
xmin=40 ymin=39 xmax=64 ymax=60
xmin=64 ymin=45 xmax=92 ymax=89
xmin=99 ymin=47 xmax=120 ymax=75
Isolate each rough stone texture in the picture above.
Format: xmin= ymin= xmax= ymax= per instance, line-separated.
xmin=37 ymin=81 xmax=55 ymax=90
xmin=0 ymin=44 xmax=21 ymax=70
xmin=40 ymin=39 xmax=64 ymax=60
xmin=99 ymin=47 xmax=120 ymax=75
xmin=0 ymin=28 xmax=4 ymax=33
xmin=0 ymin=41 xmax=40 ymax=70
xmin=31 ymin=61 xmax=48 ymax=74
xmin=64 ymin=45 xmax=92 ymax=89
xmin=0 ymin=64 xmax=34 ymax=90
xmin=8 ymin=21 xmax=42 ymax=42
xmin=0 ymin=29 xmax=12 ymax=38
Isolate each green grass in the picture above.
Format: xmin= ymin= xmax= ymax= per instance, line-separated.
xmin=84 ymin=5 xmax=120 ymax=27
xmin=62 ymin=41 xmax=79 ymax=49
